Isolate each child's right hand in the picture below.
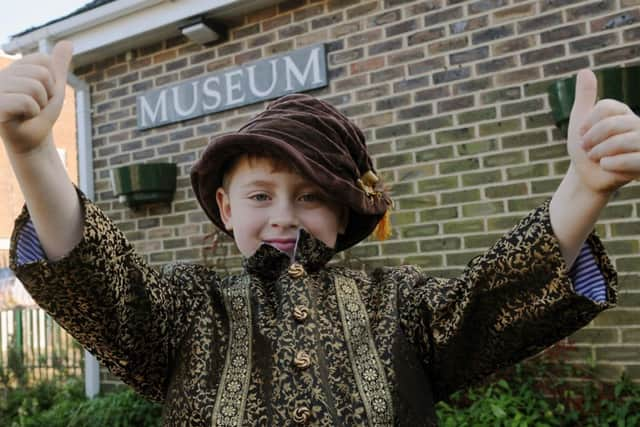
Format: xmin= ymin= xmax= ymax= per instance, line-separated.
xmin=0 ymin=41 xmax=73 ymax=155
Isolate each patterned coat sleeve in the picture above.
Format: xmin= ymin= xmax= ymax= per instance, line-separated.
xmin=396 ymin=200 xmax=617 ymax=401
xmin=9 ymin=190 xmax=217 ymax=401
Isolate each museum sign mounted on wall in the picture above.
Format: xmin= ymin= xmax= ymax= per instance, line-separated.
xmin=136 ymin=44 xmax=328 ymax=129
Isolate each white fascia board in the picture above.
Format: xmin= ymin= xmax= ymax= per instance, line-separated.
xmin=3 ymin=0 xmax=167 ymax=54
xmin=4 ymin=0 xmax=279 ymax=66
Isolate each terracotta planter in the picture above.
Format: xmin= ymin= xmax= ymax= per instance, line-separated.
xmin=111 ymin=163 xmax=177 ymax=208
xmin=547 ymin=65 xmax=640 ymax=137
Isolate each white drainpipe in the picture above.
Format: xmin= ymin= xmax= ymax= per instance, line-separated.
xmin=38 ymin=38 xmax=99 ymax=399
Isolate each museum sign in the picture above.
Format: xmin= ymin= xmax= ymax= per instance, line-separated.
xmin=136 ymin=44 xmax=328 ymax=129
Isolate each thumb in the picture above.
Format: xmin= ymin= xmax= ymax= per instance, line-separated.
xmin=51 ymin=41 xmax=73 ymax=94
xmin=569 ymin=69 xmax=597 ymax=134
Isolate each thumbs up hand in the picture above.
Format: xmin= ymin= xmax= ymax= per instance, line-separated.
xmin=0 ymin=41 xmax=73 ymax=155
xmin=569 ymin=69 xmax=640 ymax=196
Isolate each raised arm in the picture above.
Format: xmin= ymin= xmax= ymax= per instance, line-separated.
xmin=550 ymin=69 xmax=640 ymax=268
xmin=0 ymin=41 xmax=82 ymax=260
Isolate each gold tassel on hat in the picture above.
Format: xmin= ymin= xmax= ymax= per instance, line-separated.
xmin=373 ymin=208 xmax=392 ymax=240
xmin=357 ymin=169 xmax=392 ymax=240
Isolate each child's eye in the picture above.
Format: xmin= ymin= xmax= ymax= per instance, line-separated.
xmin=249 ymin=193 xmax=270 ymax=202
xmin=299 ymin=193 xmax=319 ymax=202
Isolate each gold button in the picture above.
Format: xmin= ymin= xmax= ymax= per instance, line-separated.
xmin=288 ymin=263 xmax=305 ymax=278
xmin=292 ymin=406 xmax=311 ymax=424
xmin=294 ymin=350 xmax=311 ymax=369
xmin=293 ymin=305 xmax=309 ymax=322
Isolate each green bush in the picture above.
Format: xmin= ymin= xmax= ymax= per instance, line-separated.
xmin=24 ymin=388 xmax=162 ymax=427
xmin=0 ymin=379 xmax=162 ymax=427
xmin=0 ymin=378 xmax=85 ymax=427
xmin=437 ymin=378 xmax=564 ymax=427
xmin=436 ymin=346 xmax=640 ymax=427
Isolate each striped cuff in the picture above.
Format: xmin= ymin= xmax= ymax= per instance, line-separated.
xmin=569 ymin=242 xmax=607 ymax=303
xmin=16 ymin=220 xmax=46 ymax=265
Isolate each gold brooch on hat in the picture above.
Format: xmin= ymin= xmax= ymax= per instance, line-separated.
xmin=357 ymin=170 xmax=380 ymax=197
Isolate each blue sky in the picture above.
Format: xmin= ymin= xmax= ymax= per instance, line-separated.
xmin=1 ymin=0 xmax=90 ymax=49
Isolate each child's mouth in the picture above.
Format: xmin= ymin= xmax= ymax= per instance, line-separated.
xmin=264 ymin=239 xmax=297 ymax=254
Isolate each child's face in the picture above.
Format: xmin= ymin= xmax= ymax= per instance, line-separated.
xmin=215 ymin=156 xmax=348 ymax=257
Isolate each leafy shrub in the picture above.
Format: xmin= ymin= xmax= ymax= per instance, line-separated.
xmin=24 ymin=388 xmax=162 ymax=427
xmin=437 ymin=378 xmax=564 ymax=427
xmin=436 ymin=345 xmax=640 ymax=427
xmin=0 ymin=379 xmax=162 ymax=427
xmin=0 ymin=377 xmax=85 ymax=427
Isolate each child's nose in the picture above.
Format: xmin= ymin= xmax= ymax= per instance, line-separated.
xmin=269 ymin=201 xmax=299 ymax=228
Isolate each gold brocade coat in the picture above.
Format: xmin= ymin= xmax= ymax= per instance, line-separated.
xmin=10 ymin=193 xmax=616 ymax=426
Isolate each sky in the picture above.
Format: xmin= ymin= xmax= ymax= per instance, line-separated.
xmin=1 ymin=0 xmax=91 ymax=51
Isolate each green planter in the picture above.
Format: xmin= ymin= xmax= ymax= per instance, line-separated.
xmin=111 ymin=163 xmax=177 ymax=208
xmin=548 ymin=65 xmax=640 ymax=137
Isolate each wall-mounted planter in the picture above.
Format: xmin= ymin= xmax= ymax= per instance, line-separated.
xmin=111 ymin=163 xmax=177 ymax=208
xmin=548 ymin=65 xmax=640 ymax=137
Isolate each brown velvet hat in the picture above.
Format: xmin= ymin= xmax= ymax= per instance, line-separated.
xmin=190 ymin=93 xmax=391 ymax=252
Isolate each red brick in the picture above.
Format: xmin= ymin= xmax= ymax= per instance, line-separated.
xmin=263 ymin=14 xmax=292 ymax=31
xmin=521 ymin=45 xmax=566 ymax=65
xmin=406 ymin=0 xmax=442 ymax=17
xmin=408 ymin=56 xmax=446 ymax=76
xmin=624 ymin=26 xmax=640 ymax=42
xmin=476 ymin=56 xmax=517 ymax=74
xmin=347 ymin=29 xmax=383 ymax=47
xmin=569 ymin=33 xmax=619 ymax=54
xmin=350 ymin=57 xmax=385 ymax=75
xmin=332 ymin=22 xmax=361 ymax=38
xmin=540 ymin=23 xmax=586 ymax=43
xmin=566 ymin=0 xmax=616 ymax=21
xmin=428 ymin=35 xmax=469 ymax=54
xmin=517 ymin=12 xmax=563 ymax=33
xmin=346 ymin=1 xmax=380 ymax=20
xmin=590 ymin=9 xmax=640 ymax=32
xmin=294 ymin=4 xmax=325 ymax=21
xmin=496 ymin=67 xmax=541 ymax=85
xmin=594 ymin=44 xmax=640 ymax=65
xmin=232 ymin=23 xmax=260 ymax=40
xmin=356 ymin=84 xmax=391 ymax=101
xmin=450 ymin=16 xmax=488 ymax=34
xmin=491 ymin=35 xmax=535 ymax=55
xmin=425 ymin=6 xmax=463 ymax=27
xmin=492 ymin=3 xmax=535 ymax=23
xmin=543 ymin=56 xmax=590 ymax=76
xmin=368 ymin=9 xmax=402 ymax=27
xmin=388 ymin=48 xmax=426 ymax=66
xmin=409 ymin=28 xmax=446 ymax=46
xmin=312 ymin=11 xmax=343 ymax=30
xmin=468 ymin=0 xmax=508 ymax=14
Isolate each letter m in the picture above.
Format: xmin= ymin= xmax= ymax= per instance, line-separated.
xmin=284 ymin=46 xmax=324 ymax=91
xmin=139 ymin=91 xmax=168 ymax=128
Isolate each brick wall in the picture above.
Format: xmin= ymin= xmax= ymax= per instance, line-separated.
xmin=73 ymin=0 xmax=640 ymax=385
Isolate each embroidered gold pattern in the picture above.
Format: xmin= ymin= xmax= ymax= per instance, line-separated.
xmin=334 ymin=276 xmax=393 ymax=426
xmin=212 ymin=278 xmax=252 ymax=427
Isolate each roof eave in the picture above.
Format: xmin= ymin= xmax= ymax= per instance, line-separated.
xmin=2 ymin=0 xmax=279 ymax=66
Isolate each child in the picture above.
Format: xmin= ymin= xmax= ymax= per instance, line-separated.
xmin=2 ymin=41 xmax=639 ymax=426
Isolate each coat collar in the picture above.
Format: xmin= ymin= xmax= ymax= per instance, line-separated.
xmin=242 ymin=229 xmax=336 ymax=280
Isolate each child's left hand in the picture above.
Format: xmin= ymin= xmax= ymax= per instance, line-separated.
xmin=568 ymin=69 xmax=640 ymax=196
